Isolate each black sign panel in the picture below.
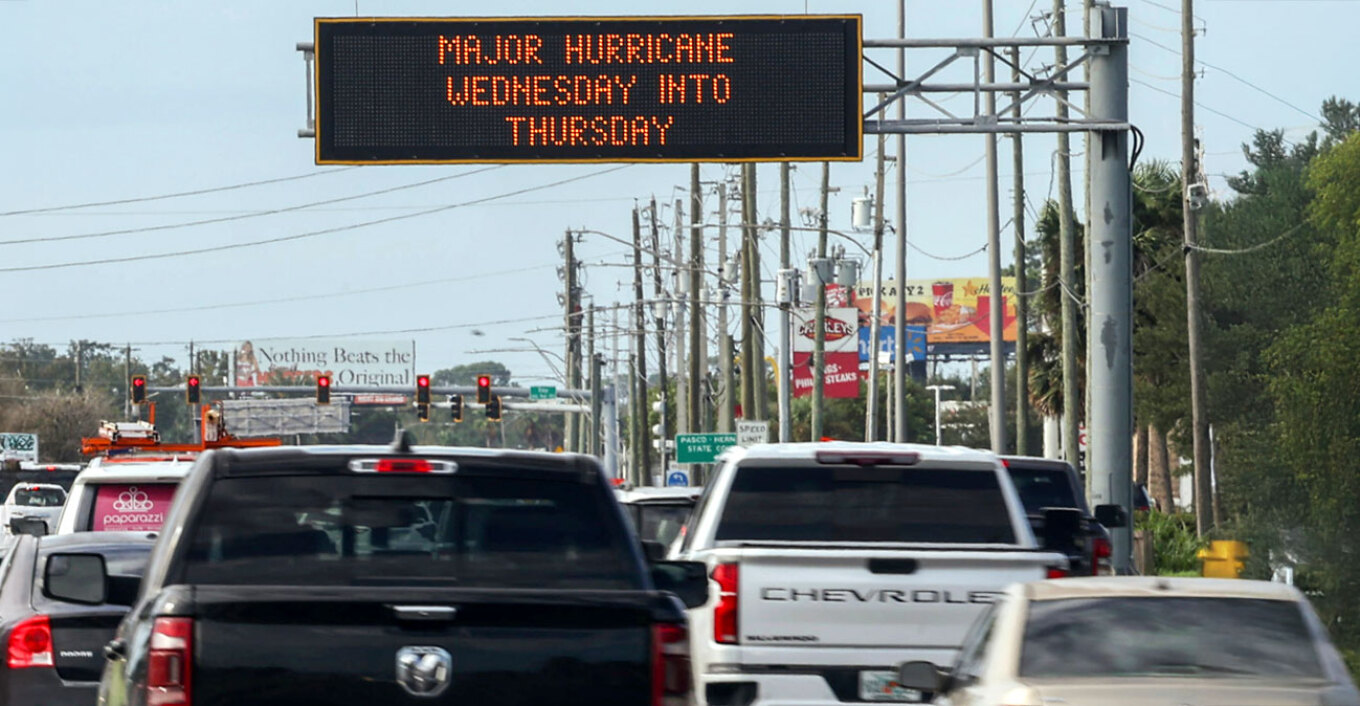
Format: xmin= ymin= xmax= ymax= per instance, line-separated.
xmin=314 ymin=16 xmax=862 ymax=164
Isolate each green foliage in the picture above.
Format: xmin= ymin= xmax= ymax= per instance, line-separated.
xmin=1137 ymin=510 xmax=1208 ymax=575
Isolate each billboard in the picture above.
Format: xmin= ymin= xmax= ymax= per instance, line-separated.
xmin=791 ymin=307 xmax=859 ymax=398
xmin=854 ymin=277 xmax=1018 ymax=345
xmin=235 ymin=340 xmax=416 ymax=387
xmin=313 ymin=16 xmax=862 ymax=163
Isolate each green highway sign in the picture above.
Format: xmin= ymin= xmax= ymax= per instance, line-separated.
xmin=530 ymin=386 xmax=557 ymax=400
xmin=675 ymin=433 xmax=738 ymax=464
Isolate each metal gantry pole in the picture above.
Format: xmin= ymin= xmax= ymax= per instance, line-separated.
xmin=1087 ymin=4 xmax=1133 ymax=572
xmin=983 ymin=0 xmax=1007 ymax=453
xmin=893 ymin=0 xmax=910 ymax=443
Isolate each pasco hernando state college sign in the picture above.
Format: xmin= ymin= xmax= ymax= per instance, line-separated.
xmin=313 ymin=15 xmax=862 ymax=163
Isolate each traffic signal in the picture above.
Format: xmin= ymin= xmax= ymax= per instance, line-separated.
xmin=476 ymin=375 xmax=492 ymax=404
xmin=486 ymin=395 xmax=503 ymax=422
xmin=130 ymin=375 xmax=147 ymax=405
xmin=449 ymin=394 xmax=464 ymax=423
xmin=185 ymin=375 xmax=201 ymax=405
xmin=316 ymin=375 xmax=331 ymax=405
xmin=417 ymin=403 xmax=431 ymax=422
xmin=416 ymin=375 xmax=432 ymax=406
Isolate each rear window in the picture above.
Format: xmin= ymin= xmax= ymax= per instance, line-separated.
xmin=1020 ymin=597 xmax=1325 ymax=678
xmin=12 ymin=487 xmax=66 ymax=507
xmin=90 ymin=484 xmax=177 ymax=532
xmin=715 ymin=465 xmax=1016 ymax=543
xmin=1006 ymin=467 xmax=1081 ymax=515
xmin=631 ymin=504 xmax=692 ymax=548
xmin=181 ymin=472 xmax=640 ymax=589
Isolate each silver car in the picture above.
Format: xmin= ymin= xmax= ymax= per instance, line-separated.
xmin=897 ymin=576 xmax=1358 ymax=706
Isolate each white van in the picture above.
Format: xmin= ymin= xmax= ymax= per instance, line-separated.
xmin=1 ymin=483 xmax=67 ymax=535
xmin=53 ymin=454 xmax=196 ymax=534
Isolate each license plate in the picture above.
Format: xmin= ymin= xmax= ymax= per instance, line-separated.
xmin=858 ymin=670 xmax=925 ymax=702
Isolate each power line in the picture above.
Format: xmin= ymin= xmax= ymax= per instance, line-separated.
xmin=0 ymin=263 xmax=558 ymax=324
xmin=1131 ymin=78 xmax=1269 ymax=133
xmin=0 ymin=165 xmax=632 ymax=274
xmin=1129 ymin=32 xmax=1322 ymax=123
xmin=0 ymin=166 xmax=506 ymax=247
xmin=0 ymin=168 xmax=357 ymax=217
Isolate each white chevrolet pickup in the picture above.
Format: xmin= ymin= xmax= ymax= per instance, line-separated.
xmin=671 ymin=443 xmax=1075 ymax=706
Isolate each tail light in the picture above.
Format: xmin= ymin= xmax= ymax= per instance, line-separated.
xmin=712 ymin=563 xmax=739 ymax=644
xmin=1046 ymin=566 xmax=1068 ymax=579
xmin=651 ymin=623 xmax=690 ymax=706
xmin=147 ymin=617 xmax=193 ymax=706
xmin=7 ymin=615 xmax=52 ymax=669
xmin=1091 ymin=537 xmax=1113 ymax=576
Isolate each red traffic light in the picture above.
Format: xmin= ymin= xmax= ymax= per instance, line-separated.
xmin=316 ymin=375 xmax=332 ymax=405
xmin=416 ymin=375 xmax=432 ymax=405
xmin=185 ymin=374 xmax=201 ymax=404
xmin=131 ymin=375 xmax=147 ymax=405
xmin=317 ymin=376 xmax=330 ymax=388
xmin=476 ymin=375 xmax=492 ymax=404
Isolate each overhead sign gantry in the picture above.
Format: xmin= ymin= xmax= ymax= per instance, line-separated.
xmin=307 ymin=15 xmax=862 ymax=163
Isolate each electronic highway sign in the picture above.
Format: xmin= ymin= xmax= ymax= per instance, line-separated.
xmin=313 ymin=15 xmax=863 ymax=164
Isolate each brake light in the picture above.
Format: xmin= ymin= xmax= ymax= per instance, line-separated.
xmin=147 ymin=617 xmax=193 ymax=706
xmin=1046 ymin=567 xmax=1068 ymax=579
xmin=814 ymin=450 xmax=920 ymax=466
xmin=347 ymin=458 xmax=457 ymax=474
xmin=1091 ymin=537 xmax=1113 ymax=576
xmin=712 ymin=563 xmax=739 ymax=644
xmin=651 ymin=623 xmax=690 ymax=706
xmin=7 ymin=615 xmax=52 ymax=669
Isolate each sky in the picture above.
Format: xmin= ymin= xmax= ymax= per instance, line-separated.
xmin=0 ymin=0 xmax=1352 ymax=390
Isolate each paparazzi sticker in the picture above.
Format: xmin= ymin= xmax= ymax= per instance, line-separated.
xmin=92 ymin=484 xmax=178 ymax=532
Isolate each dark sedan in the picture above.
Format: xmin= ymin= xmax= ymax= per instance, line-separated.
xmin=0 ymin=532 xmax=154 ymax=705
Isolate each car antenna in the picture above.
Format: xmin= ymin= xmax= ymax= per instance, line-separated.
xmin=390 ymin=427 xmax=414 ymax=454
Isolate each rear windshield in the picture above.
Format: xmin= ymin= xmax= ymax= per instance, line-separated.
xmin=181 ymin=472 xmax=641 ymax=589
xmin=12 ymin=487 xmax=66 ymax=507
xmin=1006 ymin=467 xmax=1081 ymax=515
xmin=631 ymin=505 xmax=692 ymax=548
xmin=1020 ymin=597 xmax=1325 ymax=678
xmin=90 ymin=484 xmax=178 ymax=532
xmin=715 ymin=465 xmax=1016 ymax=544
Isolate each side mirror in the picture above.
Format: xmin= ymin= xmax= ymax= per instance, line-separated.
xmin=10 ymin=517 xmax=48 ymax=537
xmin=897 ymin=661 xmax=945 ymax=692
xmin=1041 ymin=507 xmax=1083 ymax=554
xmin=650 ymin=560 xmax=709 ymax=609
xmin=1094 ymin=504 xmax=1128 ymax=529
xmin=44 ymin=553 xmax=107 ymax=605
xmin=641 ymin=540 xmax=668 ymax=563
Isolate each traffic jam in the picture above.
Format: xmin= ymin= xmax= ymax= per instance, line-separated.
xmin=0 ymin=401 xmax=1349 ymax=706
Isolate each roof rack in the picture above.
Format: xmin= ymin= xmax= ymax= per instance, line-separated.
xmin=81 ymin=402 xmax=282 ymax=456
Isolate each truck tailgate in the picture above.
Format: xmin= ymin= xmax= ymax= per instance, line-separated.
xmin=188 ymin=586 xmax=665 ymax=706
xmin=731 ymin=548 xmax=1055 ymax=649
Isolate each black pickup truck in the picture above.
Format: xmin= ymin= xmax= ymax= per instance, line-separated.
xmin=91 ymin=438 xmax=706 ymax=706
xmin=1001 ymin=455 xmax=1128 ymax=575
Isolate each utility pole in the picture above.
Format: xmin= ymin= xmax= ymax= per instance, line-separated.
xmin=1011 ymin=46 xmax=1032 ymax=455
xmin=1055 ymin=0 xmax=1082 ymax=471
xmin=74 ymin=341 xmax=84 ymax=394
xmin=673 ymin=199 xmax=688 ymax=438
xmin=649 ymin=198 xmax=669 ymax=473
xmin=983 ymin=0 xmax=1006 ymax=454
xmin=124 ymin=344 xmax=132 ymax=418
xmin=631 ymin=207 xmax=650 ymax=482
xmin=1182 ymin=0 xmax=1212 ymax=534
xmin=689 ymin=164 xmax=704 ymax=437
xmin=563 ymin=231 xmax=580 ymax=453
xmin=893 ymin=0 xmax=909 ymax=443
xmin=778 ymin=163 xmax=793 ymax=442
xmin=865 ymin=130 xmax=887 ymax=442
xmin=739 ymin=165 xmax=756 ymax=421
xmin=746 ymin=165 xmax=768 ymax=421
xmin=811 ymin=163 xmax=831 ymax=441
xmin=586 ymin=305 xmax=598 ymax=454
xmin=717 ymin=183 xmax=735 ymax=432
xmin=188 ymin=340 xmax=195 ymax=380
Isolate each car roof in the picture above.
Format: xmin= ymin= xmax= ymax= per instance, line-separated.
xmin=73 ymin=460 xmax=194 ymax=483
xmin=7 ymin=483 xmax=65 ymax=493
xmin=36 ymin=531 xmax=159 ymax=551
xmin=1000 ymin=455 xmax=1077 ymax=471
xmin=211 ymin=444 xmax=599 ymax=476
xmin=1022 ymin=576 xmax=1303 ymax=602
xmin=727 ymin=441 xmax=1000 ymax=465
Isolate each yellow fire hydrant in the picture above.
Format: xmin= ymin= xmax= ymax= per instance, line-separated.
xmin=1198 ymin=540 xmax=1248 ymax=578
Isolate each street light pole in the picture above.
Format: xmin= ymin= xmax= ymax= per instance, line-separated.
xmin=926 ymin=384 xmax=956 ymax=446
